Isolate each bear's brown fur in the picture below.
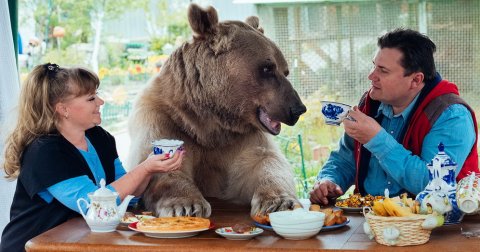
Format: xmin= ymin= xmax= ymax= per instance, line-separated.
xmin=128 ymin=4 xmax=306 ymax=217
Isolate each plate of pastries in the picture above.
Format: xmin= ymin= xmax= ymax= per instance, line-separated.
xmin=128 ymin=216 xmax=212 ymax=238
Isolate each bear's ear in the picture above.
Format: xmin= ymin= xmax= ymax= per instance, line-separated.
xmin=188 ymin=4 xmax=219 ymax=39
xmin=245 ymin=16 xmax=264 ymax=34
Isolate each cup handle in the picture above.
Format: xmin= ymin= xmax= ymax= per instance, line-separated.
xmin=76 ymin=198 xmax=89 ymax=219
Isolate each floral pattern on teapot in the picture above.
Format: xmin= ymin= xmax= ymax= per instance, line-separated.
xmin=91 ymin=201 xmax=118 ymax=221
xmin=76 ymin=179 xmax=134 ymax=232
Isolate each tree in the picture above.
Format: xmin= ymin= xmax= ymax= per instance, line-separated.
xmin=140 ymin=0 xmax=191 ymax=53
xmin=21 ymin=0 xmax=142 ymax=72
xmin=89 ymin=0 xmax=144 ymax=72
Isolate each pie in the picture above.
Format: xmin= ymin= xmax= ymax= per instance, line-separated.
xmin=136 ymin=216 xmax=210 ymax=232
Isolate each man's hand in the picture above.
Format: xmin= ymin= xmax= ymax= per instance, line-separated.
xmin=343 ymin=106 xmax=382 ymax=144
xmin=309 ymin=180 xmax=343 ymax=205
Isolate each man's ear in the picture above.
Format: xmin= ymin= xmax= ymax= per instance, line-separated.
xmin=411 ymin=72 xmax=425 ymax=89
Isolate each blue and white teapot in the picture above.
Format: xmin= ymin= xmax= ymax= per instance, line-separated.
xmin=416 ymin=143 xmax=463 ymax=224
xmin=76 ymin=179 xmax=134 ymax=232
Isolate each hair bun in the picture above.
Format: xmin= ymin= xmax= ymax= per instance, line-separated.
xmin=44 ymin=63 xmax=59 ymax=77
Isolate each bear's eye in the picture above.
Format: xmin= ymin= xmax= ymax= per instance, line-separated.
xmin=260 ymin=63 xmax=275 ymax=77
xmin=284 ymin=70 xmax=289 ymax=77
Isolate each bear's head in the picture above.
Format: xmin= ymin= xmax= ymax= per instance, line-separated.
xmin=165 ymin=4 xmax=306 ymax=140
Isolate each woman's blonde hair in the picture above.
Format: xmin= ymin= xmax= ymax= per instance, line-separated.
xmin=3 ymin=63 xmax=99 ymax=179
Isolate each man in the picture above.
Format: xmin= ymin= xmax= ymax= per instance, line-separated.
xmin=310 ymin=28 xmax=478 ymax=205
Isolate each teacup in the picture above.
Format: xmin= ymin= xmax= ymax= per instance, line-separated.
xmin=456 ymin=172 xmax=480 ymax=214
xmin=151 ymin=139 xmax=184 ymax=158
xmin=320 ymin=101 xmax=352 ymax=126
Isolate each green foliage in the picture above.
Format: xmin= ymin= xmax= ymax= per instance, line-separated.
xmin=103 ymin=43 xmax=128 ymax=69
xmin=150 ymin=37 xmax=171 ymax=54
xmin=41 ymin=46 xmax=89 ymax=67
xmin=22 ymin=0 xmax=144 ymax=52
xmin=147 ymin=0 xmax=191 ymax=54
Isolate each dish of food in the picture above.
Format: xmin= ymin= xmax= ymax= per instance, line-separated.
xmin=128 ymin=222 xmax=209 ymax=238
xmin=337 ymin=206 xmax=363 ymax=213
xmin=120 ymin=214 xmax=155 ymax=226
xmin=335 ymin=193 xmax=384 ymax=208
xmin=253 ymin=221 xmax=274 ymax=231
xmin=254 ymin=218 xmax=349 ymax=232
xmin=136 ymin=216 xmax=211 ymax=232
xmin=215 ymin=227 xmax=264 ymax=240
xmin=320 ymin=218 xmax=350 ymax=231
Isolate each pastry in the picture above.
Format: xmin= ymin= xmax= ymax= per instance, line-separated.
xmin=251 ymin=213 xmax=270 ymax=225
xmin=136 ymin=216 xmax=210 ymax=232
xmin=232 ymin=223 xmax=254 ymax=233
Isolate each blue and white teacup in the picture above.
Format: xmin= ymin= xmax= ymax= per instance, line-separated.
xmin=320 ymin=101 xmax=352 ymax=126
xmin=151 ymin=139 xmax=184 ymax=158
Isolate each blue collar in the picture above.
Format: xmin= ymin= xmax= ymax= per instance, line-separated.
xmin=375 ymin=93 xmax=421 ymax=120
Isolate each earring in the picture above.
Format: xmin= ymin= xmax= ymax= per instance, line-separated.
xmin=64 ymin=113 xmax=69 ymax=119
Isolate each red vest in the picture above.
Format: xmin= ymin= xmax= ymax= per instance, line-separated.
xmin=354 ymin=80 xmax=479 ymax=194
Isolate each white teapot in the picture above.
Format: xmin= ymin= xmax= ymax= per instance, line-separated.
xmin=76 ymin=179 xmax=134 ymax=232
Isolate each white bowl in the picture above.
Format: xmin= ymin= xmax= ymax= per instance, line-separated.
xmin=269 ymin=209 xmax=325 ymax=240
xmin=269 ymin=209 xmax=325 ymax=225
xmin=271 ymin=227 xmax=322 ymax=240
xmin=271 ymin=222 xmax=324 ymax=230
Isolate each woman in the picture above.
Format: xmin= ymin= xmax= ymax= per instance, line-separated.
xmin=1 ymin=63 xmax=185 ymax=251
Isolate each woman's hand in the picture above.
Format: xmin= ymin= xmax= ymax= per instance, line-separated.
xmin=141 ymin=150 xmax=185 ymax=174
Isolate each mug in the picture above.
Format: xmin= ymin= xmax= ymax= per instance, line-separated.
xmin=320 ymin=101 xmax=352 ymax=126
xmin=151 ymin=139 xmax=184 ymax=158
xmin=456 ymin=173 xmax=480 ymax=214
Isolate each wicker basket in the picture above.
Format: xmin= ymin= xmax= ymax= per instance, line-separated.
xmin=363 ymin=207 xmax=432 ymax=246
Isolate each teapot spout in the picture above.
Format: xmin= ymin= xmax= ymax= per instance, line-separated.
xmin=118 ymin=195 xmax=135 ymax=218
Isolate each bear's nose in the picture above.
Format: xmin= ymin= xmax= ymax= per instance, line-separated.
xmin=291 ymin=104 xmax=307 ymax=118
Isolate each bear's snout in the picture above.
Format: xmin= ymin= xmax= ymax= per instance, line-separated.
xmin=287 ymin=103 xmax=307 ymax=125
xmin=291 ymin=103 xmax=307 ymax=118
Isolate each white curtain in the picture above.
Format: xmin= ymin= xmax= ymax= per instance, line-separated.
xmin=0 ymin=0 xmax=20 ymax=237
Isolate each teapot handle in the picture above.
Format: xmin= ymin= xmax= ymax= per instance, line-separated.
xmin=76 ymin=198 xmax=89 ymax=219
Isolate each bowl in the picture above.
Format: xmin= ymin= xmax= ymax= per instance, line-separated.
xmin=269 ymin=209 xmax=325 ymax=240
xmin=269 ymin=208 xmax=325 ymax=225
xmin=270 ymin=222 xmax=323 ymax=230
xmin=270 ymin=228 xmax=323 ymax=240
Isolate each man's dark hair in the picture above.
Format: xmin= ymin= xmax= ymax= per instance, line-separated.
xmin=377 ymin=28 xmax=436 ymax=81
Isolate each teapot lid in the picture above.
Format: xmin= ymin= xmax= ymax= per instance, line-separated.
xmin=428 ymin=142 xmax=456 ymax=167
xmin=92 ymin=179 xmax=115 ymax=197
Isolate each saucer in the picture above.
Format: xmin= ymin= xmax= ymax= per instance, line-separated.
xmin=215 ymin=227 xmax=263 ymax=240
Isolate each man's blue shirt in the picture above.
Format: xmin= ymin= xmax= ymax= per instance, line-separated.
xmin=317 ymin=95 xmax=475 ymax=196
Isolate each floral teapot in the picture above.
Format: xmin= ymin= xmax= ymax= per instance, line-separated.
xmin=416 ymin=143 xmax=463 ymax=225
xmin=76 ymin=179 xmax=134 ymax=232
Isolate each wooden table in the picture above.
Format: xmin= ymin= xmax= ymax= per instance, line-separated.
xmin=26 ymin=198 xmax=480 ymax=251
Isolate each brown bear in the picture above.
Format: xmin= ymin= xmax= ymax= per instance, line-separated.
xmin=128 ymin=4 xmax=307 ymax=218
